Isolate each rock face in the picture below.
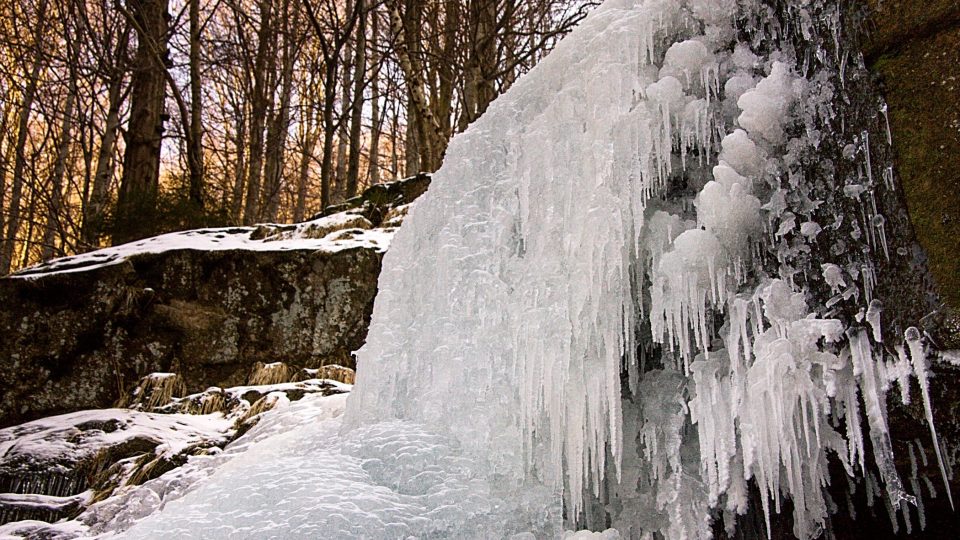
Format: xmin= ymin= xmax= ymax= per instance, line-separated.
xmin=865 ymin=0 xmax=960 ymax=311
xmin=0 ymin=175 xmax=430 ymax=428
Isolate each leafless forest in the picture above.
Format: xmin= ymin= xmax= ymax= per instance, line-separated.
xmin=0 ymin=0 xmax=596 ymax=273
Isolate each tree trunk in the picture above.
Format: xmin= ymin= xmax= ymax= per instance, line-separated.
xmin=114 ymin=0 xmax=171 ymax=245
xmin=19 ymin=184 xmax=38 ymax=269
xmin=83 ymin=73 xmax=124 ymax=248
xmin=242 ymin=0 xmax=276 ymax=225
xmin=262 ymin=0 xmax=299 ymax=222
xmin=345 ymin=0 xmax=367 ymax=198
xmin=319 ymin=60 xmax=338 ymax=210
xmin=404 ymin=99 xmax=420 ymax=176
xmin=335 ymin=29 xmax=353 ymax=200
xmin=0 ymin=89 xmax=17 ymax=261
xmin=463 ymin=0 xmax=499 ymax=126
xmin=391 ymin=1 xmax=443 ymax=173
xmin=390 ymin=103 xmax=400 ymax=178
xmin=367 ymin=8 xmax=382 ymax=186
xmin=187 ymin=0 xmax=204 ymax=207
xmin=1 ymin=0 xmax=49 ymax=273
xmin=294 ymin=133 xmax=319 ymax=222
xmin=78 ymin=100 xmax=95 ymax=230
xmin=294 ymin=87 xmax=320 ymax=222
xmin=40 ymin=87 xmax=77 ymax=261
xmin=262 ymin=22 xmax=295 ymax=222
xmin=229 ymin=104 xmax=247 ymax=223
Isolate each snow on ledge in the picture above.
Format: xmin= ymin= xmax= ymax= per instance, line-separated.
xmin=10 ymin=211 xmax=398 ymax=279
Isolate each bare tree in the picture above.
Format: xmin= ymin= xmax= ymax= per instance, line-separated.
xmin=1 ymin=0 xmax=50 ymax=273
xmin=113 ymin=0 xmax=171 ymax=244
xmin=0 ymin=0 xmax=595 ymax=272
xmin=303 ymin=0 xmax=362 ymax=209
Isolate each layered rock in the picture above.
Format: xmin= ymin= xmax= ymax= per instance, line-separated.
xmin=0 ymin=175 xmax=429 ymax=428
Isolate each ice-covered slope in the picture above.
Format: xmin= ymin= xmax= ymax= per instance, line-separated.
xmin=91 ymin=0 xmax=952 ymax=538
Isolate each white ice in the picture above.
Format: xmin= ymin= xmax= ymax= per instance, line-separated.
xmin=78 ymin=0 xmax=946 ymax=538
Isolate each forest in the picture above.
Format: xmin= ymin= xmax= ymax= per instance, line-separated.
xmin=0 ymin=0 xmax=595 ymax=273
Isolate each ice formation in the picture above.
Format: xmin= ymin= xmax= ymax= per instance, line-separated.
xmin=93 ymin=0 xmax=952 ymax=538
xmin=347 ymin=0 xmax=951 ymax=535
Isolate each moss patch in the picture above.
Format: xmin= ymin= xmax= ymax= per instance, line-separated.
xmin=867 ymin=2 xmax=960 ymax=308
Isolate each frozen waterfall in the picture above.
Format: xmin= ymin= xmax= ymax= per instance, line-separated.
xmin=102 ymin=0 xmax=951 ymax=538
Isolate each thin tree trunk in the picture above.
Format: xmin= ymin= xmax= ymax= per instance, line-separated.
xmin=335 ymin=34 xmax=353 ymax=199
xmin=345 ymin=0 xmax=367 ymax=198
xmin=1 ymin=0 xmax=49 ymax=273
xmin=41 ymin=87 xmax=77 ymax=261
xmin=390 ymin=101 xmax=400 ymax=178
xmin=0 ymin=98 xmax=16 ymax=252
xmin=187 ymin=0 xmax=204 ymax=207
xmin=367 ymin=9 xmax=382 ymax=186
xmin=229 ymin=104 xmax=247 ymax=223
xmin=79 ymin=100 xmax=95 ymax=223
xmin=319 ymin=63 xmax=338 ymax=210
xmin=83 ymin=73 xmax=124 ymax=248
xmin=404 ymin=99 xmax=420 ymax=176
xmin=20 ymin=184 xmax=38 ymax=269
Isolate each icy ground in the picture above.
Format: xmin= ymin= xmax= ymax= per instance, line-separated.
xmin=100 ymin=394 xmax=560 ymax=539
xmin=0 ymin=382 xmax=351 ymax=540
xmin=8 ymin=0 xmax=956 ymax=537
xmin=0 ymin=409 xmax=232 ymax=469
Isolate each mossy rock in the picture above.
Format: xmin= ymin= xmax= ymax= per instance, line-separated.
xmin=866 ymin=0 xmax=960 ymax=310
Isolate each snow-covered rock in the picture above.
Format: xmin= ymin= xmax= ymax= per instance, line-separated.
xmin=0 ymin=368 xmax=351 ymax=532
xmin=0 ymin=175 xmax=429 ymax=428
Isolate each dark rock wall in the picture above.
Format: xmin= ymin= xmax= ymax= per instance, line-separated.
xmin=0 ymin=247 xmax=381 ymax=428
xmin=0 ymin=175 xmax=431 ymax=428
xmin=860 ymin=12 xmax=960 ymax=533
xmin=865 ymin=0 xmax=960 ymax=311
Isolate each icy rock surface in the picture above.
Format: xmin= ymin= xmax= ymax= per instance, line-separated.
xmin=98 ymin=0 xmax=950 ymax=538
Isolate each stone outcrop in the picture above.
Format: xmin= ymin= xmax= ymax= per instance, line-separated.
xmin=0 ymin=175 xmax=429 ymax=428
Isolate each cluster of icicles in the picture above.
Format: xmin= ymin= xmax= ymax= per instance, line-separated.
xmin=347 ymin=0 xmax=953 ymax=538
xmin=634 ymin=38 xmax=952 ymax=540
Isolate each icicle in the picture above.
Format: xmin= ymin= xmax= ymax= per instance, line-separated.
xmin=849 ymin=330 xmax=915 ymax=508
xmin=865 ymin=299 xmax=883 ymax=342
xmin=909 ymin=442 xmax=927 ymax=530
xmin=906 ymin=327 xmax=955 ymax=510
xmin=881 ymin=102 xmax=892 ymax=146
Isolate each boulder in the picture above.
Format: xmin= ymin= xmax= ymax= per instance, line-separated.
xmin=0 ymin=176 xmax=429 ymax=428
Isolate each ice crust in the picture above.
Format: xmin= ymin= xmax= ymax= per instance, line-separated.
xmin=88 ymin=0 xmax=950 ymax=538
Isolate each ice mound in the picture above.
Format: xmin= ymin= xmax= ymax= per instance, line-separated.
xmin=117 ymin=415 xmax=554 ymax=538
